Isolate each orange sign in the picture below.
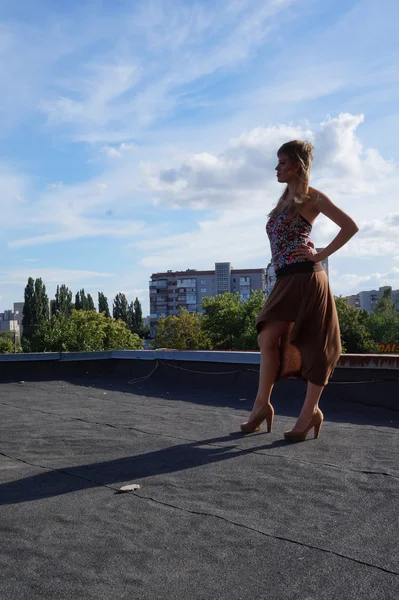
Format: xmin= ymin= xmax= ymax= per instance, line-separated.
xmin=377 ymin=343 xmax=398 ymax=353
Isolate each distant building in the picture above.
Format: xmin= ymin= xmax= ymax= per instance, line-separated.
xmin=347 ymin=287 xmax=399 ymax=314
xmin=346 ymin=294 xmax=361 ymax=309
xmin=0 ymin=302 xmax=24 ymax=338
xmin=149 ymin=262 xmax=266 ymax=335
xmin=13 ymin=302 xmax=24 ymax=337
xmin=0 ymin=313 xmax=20 ymax=338
xmin=265 ymin=263 xmax=276 ymax=296
xmin=317 ymin=248 xmax=329 ymax=279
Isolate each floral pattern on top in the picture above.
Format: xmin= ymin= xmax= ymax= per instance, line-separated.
xmin=266 ymin=205 xmax=312 ymax=271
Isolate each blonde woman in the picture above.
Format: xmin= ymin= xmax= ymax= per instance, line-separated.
xmin=240 ymin=140 xmax=359 ymax=441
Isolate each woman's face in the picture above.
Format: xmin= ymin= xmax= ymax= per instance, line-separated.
xmin=275 ymin=153 xmax=299 ymax=184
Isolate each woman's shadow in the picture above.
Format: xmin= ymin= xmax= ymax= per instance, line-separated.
xmin=1 ymin=433 xmax=289 ymax=506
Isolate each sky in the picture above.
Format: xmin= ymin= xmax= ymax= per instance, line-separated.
xmin=1 ymin=0 xmax=398 ymax=316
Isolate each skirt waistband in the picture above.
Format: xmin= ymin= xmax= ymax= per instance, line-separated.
xmin=275 ymin=261 xmax=324 ymax=278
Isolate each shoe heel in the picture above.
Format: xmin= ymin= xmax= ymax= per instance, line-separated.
xmin=314 ymin=421 xmax=322 ymax=439
xmin=266 ymin=412 xmax=274 ymax=433
xmin=240 ymin=403 xmax=274 ymax=434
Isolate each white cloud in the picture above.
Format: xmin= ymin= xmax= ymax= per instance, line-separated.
xmin=1 ymin=2 xmax=398 ymax=314
xmin=136 ymin=206 xmax=268 ymax=270
xmin=42 ymin=63 xmax=141 ymax=127
xmin=100 ymin=143 xmax=136 ymax=159
xmin=0 ymin=268 xmax=116 ymax=287
xmin=331 ymin=267 xmax=399 ymax=296
xmin=136 ymin=114 xmax=399 ymax=280
xmin=36 ymin=0 xmax=299 ymax=143
xmin=142 ymin=123 xmax=312 ymax=209
xmin=143 ymin=113 xmax=395 ymax=209
xmin=4 ymin=112 xmax=399 ymax=270
xmin=5 ymin=162 xmax=149 ymax=247
xmin=8 ymin=218 xmax=145 ymax=249
xmin=0 ymin=166 xmax=30 ymax=219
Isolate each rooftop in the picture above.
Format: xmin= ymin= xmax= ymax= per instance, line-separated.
xmin=151 ymin=267 xmax=266 ymax=278
xmin=1 ymin=351 xmax=398 ymax=599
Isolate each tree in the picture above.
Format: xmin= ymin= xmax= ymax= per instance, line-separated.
xmin=51 ymin=285 xmax=73 ymax=318
xmin=75 ymin=291 xmax=82 ymax=311
xmin=98 ymin=292 xmax=110 ymax=317
xmin=22 ymin=277 xmax=49 ymax=341
xmin=0 ymin=332 xmax=22 ymax=354
xmin=102 ymin=317 xmax=143 ymax=351
xmin=86 ymin=293 xmax=96 ymax=311
xmin=75 ymin=288 xmax=91 ymax=310
xmin=201 ymin=293 xmax=241 ymax=350
xmin=201 ymin=291 xmax=265 ymax=350
xmin=133 ymin=297 xmax=143 ymax=333
xmin=234 ymin=291 xmax=267 ymax=350
xmin=150 ymin=309 xmax=211 ymax=350
xmin=22 ymin=277 xmax=35 ymax=338
xmin=31 ymin=310 xmax=143 ymax=352
xmin=113 ymin=293 xmax=128 ymax=323
xmin=127 ymin=301 xmax=135 ymax=331
xmin=128 ymin=297 xmax=144 ymax=335
xmin=374 ymin=287 xmax=396 ymax=315
xmin=367 ymin=288 xmax=399 ymax=347
xmin=334 ymin=297 xmax=375 ymax=353
xmin=34 ymin=278 xmax=49 ymax=325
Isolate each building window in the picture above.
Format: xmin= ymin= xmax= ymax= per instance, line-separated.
xmin=200 ymin=279 xmax=206 ymax=284
xmin=200 ymin=288 xmax=207 ymax=293
xmin=177 ymin=278 xmax=196 ymax=286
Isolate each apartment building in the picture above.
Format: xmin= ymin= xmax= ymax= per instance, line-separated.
xmin=265 ymin=249 xmax=329 ymax=297
xmin=0 ymin=302 xmax=24 ymax=338
xmin=346 ymin=294 xmax=361 ymax=309
xmin=149 ymin=262 xmax=266 ymax=334
xmin=346 ymin=287 xmax=399 ymax=314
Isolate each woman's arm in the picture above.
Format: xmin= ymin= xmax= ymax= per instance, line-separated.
xmin=295 ymin=192 xmax=359 ymax=262
xmin=314 ymin=192 xmax=359 ymax=261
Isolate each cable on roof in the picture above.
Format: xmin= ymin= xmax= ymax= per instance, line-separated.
xmin=128 ymin=361 xmax=159 ymax=384
xmin=125 ymin=358 xmax=398 ymax=385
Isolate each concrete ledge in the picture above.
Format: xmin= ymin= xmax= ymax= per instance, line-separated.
xmin=0 ymin=349 xmax=399 ymax=370
xmin=59 ymin=351 xmax=113 ymax=362
xmin=0 ymin=351 xmax=398 ymax=410
xmin=111 ymin=349 xmax=261 ymax=364
xmin=0 ymin=352 xmax=60 ymax=362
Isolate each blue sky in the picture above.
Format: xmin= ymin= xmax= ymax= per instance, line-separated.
xmin=1 ymin=0 xmax=398 ymax=316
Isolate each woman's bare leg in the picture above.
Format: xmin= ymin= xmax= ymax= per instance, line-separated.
xmin=247 ymin=321 xmax=291 ymax=420
xmin=288 ymin=381 xmax=324 ymax=431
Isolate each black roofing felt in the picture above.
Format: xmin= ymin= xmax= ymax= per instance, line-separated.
xmin=0 ymin=362 xmax=398 ymax=599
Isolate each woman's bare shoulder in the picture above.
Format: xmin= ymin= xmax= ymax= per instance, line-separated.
xmin=308 ymin=187 xmax=330 ymax=203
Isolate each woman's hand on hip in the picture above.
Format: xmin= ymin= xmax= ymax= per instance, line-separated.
xmin=292 ymin=241 xmax=319 ymax=262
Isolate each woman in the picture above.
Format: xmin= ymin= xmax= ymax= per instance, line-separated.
xmin=240 ymin=140 xmax=359 ymax=441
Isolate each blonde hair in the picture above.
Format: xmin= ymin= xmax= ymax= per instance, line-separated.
xmin=269 ymin=140 xmax=314 ymax=218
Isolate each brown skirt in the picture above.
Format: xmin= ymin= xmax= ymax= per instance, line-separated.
xmin=256 ymin=265 xmax=341 ymax=386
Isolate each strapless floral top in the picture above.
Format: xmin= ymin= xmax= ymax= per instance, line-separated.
xmin=266 ymin=205 xmax=313 ymax=271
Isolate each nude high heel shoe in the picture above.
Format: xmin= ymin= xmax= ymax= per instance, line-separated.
xmin=240 ymin=403 xmax=274 ymax=434
xmin=284 ymin=408 xmax=324 ymax=442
